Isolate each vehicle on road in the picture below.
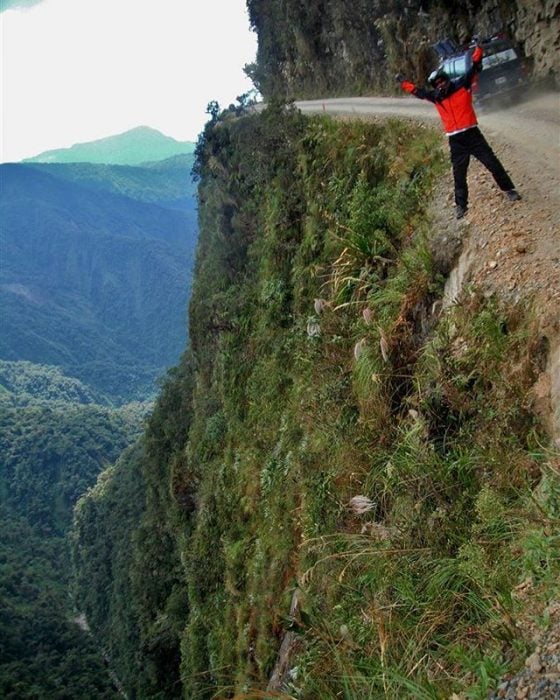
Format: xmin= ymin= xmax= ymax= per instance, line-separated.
xmin=432 ymin=35 xmax=528 ymax=105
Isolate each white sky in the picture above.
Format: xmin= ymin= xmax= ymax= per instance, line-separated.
xmin=0 ymin=0 xmax=258 ymax=162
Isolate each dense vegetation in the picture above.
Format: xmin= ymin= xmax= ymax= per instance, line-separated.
xmin=0 ymin=509 xmax=124 ymax=700
xmin=73 ymin=360 xmax=194 ymax=698
xmin=0 ymin=403 xmax=145 ymax=533
xmin=0 ymin=401 xmax=144 ymax=697
xmin=0 ymin=360 xmax=107 ymax=407
xmin=0 ymin=156 xmax=197 ymax=403
xmin=72 ymin=103 xmax=560 ymax=697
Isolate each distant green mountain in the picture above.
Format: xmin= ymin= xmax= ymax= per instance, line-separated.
xmin=23 ymin=126 xmax=195 ymax=165
xmin=1 ymin=157 xmax=197 ymax=403
xmin=28 ymin=153 xmax=197 ymax=209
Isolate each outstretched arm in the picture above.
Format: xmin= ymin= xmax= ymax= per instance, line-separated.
xmin=395 ymin=74 xmax=436 ymax=103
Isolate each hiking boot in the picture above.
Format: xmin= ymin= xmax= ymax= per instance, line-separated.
xmin=455 ymin=204 xmax=468 ymax=219
xmin=506 ymin=189 xmax=522 ymax=201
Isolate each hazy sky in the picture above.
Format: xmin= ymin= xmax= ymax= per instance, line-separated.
xmin=0 ymin=0 xmax=258 ymax=162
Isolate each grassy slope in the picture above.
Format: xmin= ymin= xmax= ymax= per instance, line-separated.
xmin=73 ymin=106 xmax=560 ymax=699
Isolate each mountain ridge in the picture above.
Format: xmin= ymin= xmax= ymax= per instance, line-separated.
xmin=25 ymin=154 xmax=197 ymax=209
xmin=1 ymin=157 xmax=197 ymax=402
xmin=22 ymin=126 xmax=196 ymax=166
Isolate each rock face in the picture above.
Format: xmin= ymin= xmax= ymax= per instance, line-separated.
xmin=516 ymin=0 xmax=560 ymax=80
xmin=246 ymin=0 xmax=560 ymax=97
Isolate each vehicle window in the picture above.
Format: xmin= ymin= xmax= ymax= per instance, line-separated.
xmin=444 ymin=56 xmax=467 ymax=78
xmin=482 ymin=47 xmax=517 ymax=69
xmin=484 ymin=40 xmax=510 ymax=56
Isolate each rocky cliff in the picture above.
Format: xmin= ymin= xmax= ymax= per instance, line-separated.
xmin=247 ymin=0 xmax=560 ymax=97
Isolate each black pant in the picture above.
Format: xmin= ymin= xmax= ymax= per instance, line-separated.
xmin=449 ymin=127 xmax=515 ymax=208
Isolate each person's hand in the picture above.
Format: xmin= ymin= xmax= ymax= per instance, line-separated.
xmin=395 ymin=73 xmax=405 ymax=83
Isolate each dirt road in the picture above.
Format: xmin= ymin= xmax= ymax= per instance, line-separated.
xmin=297 ymin=91 xmax=560 ymax=441
xmin=295 ymin=91 xmax=559 ymax=175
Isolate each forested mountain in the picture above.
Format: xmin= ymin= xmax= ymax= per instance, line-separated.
xmin=0 ymin=359 xmax=107 ymax=407
xmin=1 ymin=156 xmax=197 ymax=402
xmin=0 ymin=402 xmax=145 ymax=698
xmin=1 ymin=128 xmax=198 ymax=695
xmin=23 ymin=125 xmax=195 ymax=166
xmin=29 ymin=154 xmax=197 ymax=209
xmin=1 ymin=403 xmax=144 ymax=535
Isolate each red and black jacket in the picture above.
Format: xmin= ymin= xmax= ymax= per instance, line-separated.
xmin=400 ymin=46 xmax=483 ymax=135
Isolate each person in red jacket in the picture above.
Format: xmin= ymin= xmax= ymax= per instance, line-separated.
xmin=396 ymin=41 xmax=521 ymax=219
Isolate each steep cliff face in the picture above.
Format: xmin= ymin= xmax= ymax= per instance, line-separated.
xmin=247 ymin=0 xmax=560 ymax=97
xmin=70 ymin=5 xmax=560 ymax=698
xmin=73 ymin=102 xmax=560 ymax=698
